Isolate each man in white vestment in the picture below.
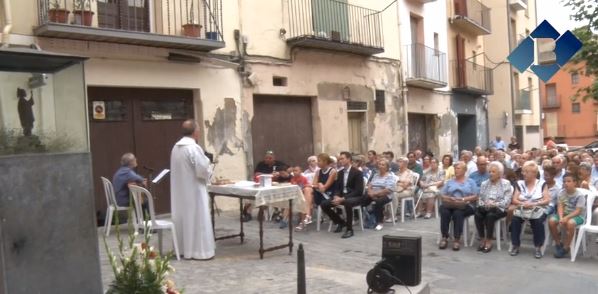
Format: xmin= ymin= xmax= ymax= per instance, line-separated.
xmin=170 ymin=119 xmax=214 ymax=260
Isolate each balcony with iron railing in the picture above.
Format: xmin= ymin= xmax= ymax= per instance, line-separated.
xmin=514 ymin=89 xmax=532 ymax=114
xmin=286 ymin=0 xmax=384 ymax=55
xmin=543 ymin=94 xmax=561 ymax=109
xmin=404 ymin=43 xmax=447 ymax=89
xmin=450 ymin=59 xmax=493 ymax=94
xmin=509 ymin=0 xmax=528 ymax=11
xmin=451 ymin=0 xmax=491 ymax=35
xmin=35 ymin=0 xmax=224 ymax=51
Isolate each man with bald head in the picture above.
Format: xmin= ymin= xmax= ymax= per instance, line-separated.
xmin=170 ymin=119 xmax=214 ymax=260
xmin=468 ymin=156 xmax=490 ymax=188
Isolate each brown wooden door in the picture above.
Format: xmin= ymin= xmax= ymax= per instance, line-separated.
xmin=408 ymin=113 xmax=428 ymax=152
xmin=454 ymin=0 xmax=467 ymax=16
xmin=348 ymin=112 xmax=365 ymax=154
xmin=89 ymin=87 xmax=193 ymax=216
xmin=251 ymin=95 xmax=314 ymax=170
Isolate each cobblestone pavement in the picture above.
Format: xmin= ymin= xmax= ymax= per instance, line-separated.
xmin=99 ymin=211 xmax=598 ymax=294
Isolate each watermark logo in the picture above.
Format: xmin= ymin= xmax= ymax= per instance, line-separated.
xmin=507 ymin=20 xmax=582 ymax=82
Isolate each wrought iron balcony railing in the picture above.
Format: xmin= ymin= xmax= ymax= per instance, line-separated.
xmin=35 ymin=0 xmax=224 ymax=51
xmin=287 ymin=0 xmax=384 ymax=55
xmin=404 ymin=43 xmax=447 ymax=88
xmin=451 ymin=59 xmax=493 ymax=94
xmin=452 ymin=0 xmax=491 ymax=35
xmin=543 ymin=94 xmax=561 ymax=109
xmin=515 ymin=89 xmax=531 ymax=114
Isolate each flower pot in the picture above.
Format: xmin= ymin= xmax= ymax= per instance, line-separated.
xmin=48 ymin=9 xmax=70 ymax=23
xmin=73 ymin=10 xmax=94 ymax=26
xmin=206 ymin=31 xmax=218 ymax=41
xmin=182 ymin=24 xmax=202 ymax=38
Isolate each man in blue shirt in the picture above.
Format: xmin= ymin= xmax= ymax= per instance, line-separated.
xmin=112 ymin=153 xmax=147 ymax=207
xmin=468 ymin=156 xmax=490 ymax=188
xmin=490 ymin=136 xmax=506 ymax=151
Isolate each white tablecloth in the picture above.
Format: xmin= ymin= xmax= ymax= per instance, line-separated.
xmin=208 ymin=184 xmax=304 ymax=209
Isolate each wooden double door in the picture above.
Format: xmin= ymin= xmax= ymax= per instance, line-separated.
xmin=88 ymin=87 xmax=194 ymax=216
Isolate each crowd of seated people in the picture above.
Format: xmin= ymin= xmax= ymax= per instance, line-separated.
xmin=246 ymin=144 xmax=598 ymax=258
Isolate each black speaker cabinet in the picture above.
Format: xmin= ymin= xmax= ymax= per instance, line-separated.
xmin=381 ymin=235 xmax=421 ymax=286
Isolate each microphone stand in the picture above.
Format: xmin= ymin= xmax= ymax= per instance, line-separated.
xmin=143 ymin=165 xmax=156 ymax=198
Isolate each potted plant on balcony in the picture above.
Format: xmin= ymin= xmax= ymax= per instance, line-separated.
xmin=72 ymin=0 xmax=95 ymax=26
xmin=48 ymin=0 xmax=69 ymax=23
xmin=182 ymin=2 xmax=202 ymax=37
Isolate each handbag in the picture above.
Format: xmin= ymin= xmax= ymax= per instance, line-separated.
xmin=513 ymin=205 xmax=546 ymax=220
xmin=442 ymin=198 xmax=468 ymax=209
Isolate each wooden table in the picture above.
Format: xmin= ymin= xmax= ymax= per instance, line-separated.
xmin=208 ymin=184 xmax=302 ymax=259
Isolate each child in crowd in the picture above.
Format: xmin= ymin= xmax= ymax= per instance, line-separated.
xmin=548 ymin=173 xmax=586 ymax=258
xmin=280 ymin=166 xmax=312 ymax=230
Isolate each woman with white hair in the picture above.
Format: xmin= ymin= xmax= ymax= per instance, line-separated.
xmin=302 ymin=155 xmax=319 ymax=184
xmin=474 ymin=161 xmax=513 ymax=253
xmin=510 ymin=161 xmax=551 ymax=258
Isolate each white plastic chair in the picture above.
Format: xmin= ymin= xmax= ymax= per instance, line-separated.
xmin=101 ymin=176 xmax=132 ymax=236
xmin=326 ymin=205 xmax=364 ymax=232
xmin=509 ymin=216 xmax=552 ymax=255
xmin=129 ymin=185 xmax=181 ymax=261
xmin=399 ymin=172 xmax=420 ymax=223
xmin=470 ymin=218 xmax=508 ymax=251
xmin=571 ymin=191 xmax=596 ymax=262
xmin=437 ymin=215 xmax=472 ymax=247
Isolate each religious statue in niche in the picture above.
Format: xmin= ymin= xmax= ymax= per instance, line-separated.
xmin=14 ymin=87 xmax=44 ymax=153
xmin=17 ymin=87 xmax=35 ymax=136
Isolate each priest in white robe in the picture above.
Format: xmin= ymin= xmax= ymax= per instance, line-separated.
xmin=170 ymin=119 xmax=215 ymax=260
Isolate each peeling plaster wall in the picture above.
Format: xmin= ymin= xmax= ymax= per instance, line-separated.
xmin=451 ymin=93 xmax=488 ymax=151
xmin=406 ymin=87 xmax=454 ymax=156
xmin=243 ymin=50 xmax=405 ymax=168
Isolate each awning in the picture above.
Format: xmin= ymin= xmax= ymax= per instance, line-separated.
xmin=0 ymin=46 xmax=87 ymax=73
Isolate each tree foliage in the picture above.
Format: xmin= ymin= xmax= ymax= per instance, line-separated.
xmin=563 ymin=0 xmax=598 ymax=101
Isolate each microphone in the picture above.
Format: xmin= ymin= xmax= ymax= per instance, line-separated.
xmin=142 ymin=165 xmax=155 ymax=172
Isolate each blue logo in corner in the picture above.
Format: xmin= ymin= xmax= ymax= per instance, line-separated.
xmin=507 ymin=20 xmax=582 ymax=82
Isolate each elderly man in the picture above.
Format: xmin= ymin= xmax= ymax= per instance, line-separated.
xmin=490 ymin=136 xmax=506 ymax=151
xmin=242 ymin=151 xmax=290 ymax=222
xmin=170 ymin=119 xmax=214 ymax=260
xmin=551 ymin=155 xmax=566 ymax=187
xmin=112 ymin=153 xmax=147 ymax=207
xmin=468 ymin=156 xmax=490 ymax=188
xmin=460 ymin=150 xmax=477 ymax=177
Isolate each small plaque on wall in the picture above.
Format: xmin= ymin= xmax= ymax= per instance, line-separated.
xmin=93 ymin=101 xmax=106 ymax=120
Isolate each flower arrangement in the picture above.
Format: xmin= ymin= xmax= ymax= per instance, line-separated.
xmin=103 ymin=209 xmax=183 ymax=294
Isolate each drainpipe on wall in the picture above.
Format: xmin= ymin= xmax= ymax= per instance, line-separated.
xmin=506 ymin=0 xmax=517 ymax=145
xmin=1 ymin=0 xmax=12 ymax=47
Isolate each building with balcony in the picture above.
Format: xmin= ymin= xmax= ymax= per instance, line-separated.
xmin=540 ymin=63 xmax=598 ymax=146
xmin=237 ymin=0 xmax=405 ymax=176
xmin=484 ymin=0 xmax=540 ymax=151
xmin=0 ymin=0 xmax=409 ymax=214
xmin=0 ymin=0 xmax=237 ymax=216
xmin=398 ymin=0 xmax=454 ymax=157
xmin=447 ymin=0 xmax=492 ymax=153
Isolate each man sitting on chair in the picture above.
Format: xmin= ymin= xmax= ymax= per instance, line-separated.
xmin=112 ymin=153 xmax=147 ymax=219
xmin=320 ymin=151 xmax=364 ymax=239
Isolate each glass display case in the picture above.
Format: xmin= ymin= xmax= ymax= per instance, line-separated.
xmin=0 ymin=48 xmax=87 ymax=156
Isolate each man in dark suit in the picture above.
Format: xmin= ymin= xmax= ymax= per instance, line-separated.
xmin=320 ymin=151 xmax=364 ymax=238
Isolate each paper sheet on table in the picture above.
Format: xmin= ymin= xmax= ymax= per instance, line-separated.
xmin=152 ymin=169 xmax=170 ymax=184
